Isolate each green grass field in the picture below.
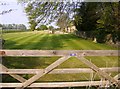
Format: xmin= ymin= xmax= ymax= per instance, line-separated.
xmin=3 ymin=31 xmax=117 ymax=50
xmin=2 ymin=31 xmax=119 ymax=85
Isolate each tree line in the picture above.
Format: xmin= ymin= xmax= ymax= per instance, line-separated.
xmin=0 ymin=24 xmax=27 ymax=30
xmin=74 ymin=2 xmax=119 ymax=44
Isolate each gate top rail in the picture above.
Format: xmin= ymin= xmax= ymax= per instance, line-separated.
xmin=0 ymin=50 xmax=119 ymax=56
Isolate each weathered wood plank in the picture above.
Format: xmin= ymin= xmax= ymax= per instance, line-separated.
xmin=0 ymin=50 xmax=118 ymax=56
xmin=20 ymin=56 xmax=71 ymax=88
xmin=1 ymin=67 xmax=119 ymax=74
xmin=0 ymin=64 xmax=26 ymax=83
xmin=114 ymin=73 xmax=120 ymax=80
xmin=0 ymin=81 xmax=109 ymax=88
xmin=76 ymin=56 xmax=120 ymax=86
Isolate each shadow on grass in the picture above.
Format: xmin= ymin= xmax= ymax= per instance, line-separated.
xmin=2 ymin=56 xmax=59 ymax=82
xmin=2 ymin=56 xmax=60 ymax=69
xmin=26 ymin=34 xmax=72 ymax=50
xmin=3 ymin=40 xmax=17 ymax=49
xmin=48 ymin=35 xmax=64 ymax=50
xmin=3 ymin=34 xmax=73 ymax=50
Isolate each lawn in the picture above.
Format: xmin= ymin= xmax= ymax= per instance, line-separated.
xmin=2 ymin=31 xmax=119 ymax=84
xmin=3 ymin=31 xmax=117 ymax=50
xmin=2 ymin=56 xmax=119 ymax=83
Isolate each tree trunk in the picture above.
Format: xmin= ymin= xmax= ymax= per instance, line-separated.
xmin=93 ymin=37 xmax=97 ymax=43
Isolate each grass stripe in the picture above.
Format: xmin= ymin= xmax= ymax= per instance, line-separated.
xmin=4 ymin=33 xmax=35 ymax=49
xmin=28 ymin=34 xmax=50 ymax=49
xmin=12 ymin=34 xmax=44 ymax=49
xmin=3 ymin=32 xmax=31 ymax=40
xmin=58 ymin=34 xmax=88 ymax=50
xmin=23 ymin=34 xmax=47 ymax=49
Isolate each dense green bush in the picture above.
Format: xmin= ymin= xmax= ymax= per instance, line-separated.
xmin=96 ymin=29 xmax=107 ymax=43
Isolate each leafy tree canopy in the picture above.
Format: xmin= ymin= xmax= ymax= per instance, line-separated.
xmin=19 ymin=0 xmax=80 ymax=30
xmin=38 ymin=25 xmax=48 ymax=30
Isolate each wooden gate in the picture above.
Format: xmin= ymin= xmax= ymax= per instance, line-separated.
xmin=0 ymin=50 xmax=120 ymax=89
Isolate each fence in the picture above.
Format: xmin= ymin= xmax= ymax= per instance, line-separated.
xmin=0 ymin=50 xmax=120 ymax=89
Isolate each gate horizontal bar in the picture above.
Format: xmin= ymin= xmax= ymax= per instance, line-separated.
xmin=0 ymin=50 xmax=119 ymax=56
xmin=0 ymin=81 xmax=109 ymax=88
xmin=1 ymin=67 xmax=119 ymax=74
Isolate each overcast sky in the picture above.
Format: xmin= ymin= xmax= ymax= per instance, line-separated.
xmin=0 ymin=0 xmax=29 ymax=28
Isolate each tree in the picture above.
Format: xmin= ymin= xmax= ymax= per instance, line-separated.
xmin=74 ymin=2 xmax=119 ymax=43
xmin=74 ymin=2 xmax=100 ymax=31
xmin=97 ymin=2 xmax=120 ymax=43
xmin=56 ymin=13 xmax=70 ymax=32
xmin=39 ymin=25 xmax=48 ymax=30
xmin=49 ymin=26 xmax=54 ymax=34
xmin=24 ymin=1 xmax=78 ymax=30
xmin=17 ymin=24 xmax=27 ymax=30
xmin=0 ymin=24 xmax=2 ymax=27
xmin=1 ymin=24 xmax=27 ymax=30
xmin=7 ymin=24 xmax=13 ymax=29
xmin=74 ymin=2 xmax=101 ymax=40
xmin=25 ymin=3 xmax=37 ymax=31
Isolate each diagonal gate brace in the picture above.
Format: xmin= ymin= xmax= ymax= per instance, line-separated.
xmin=76 ymin=55 xmax=120 ymax=87
xmin=0 ymin=64 xmax=26 ymax=83
xmin=17 ymin=56 xmax=70 ymax=89
xmin=1 ymin=64 xmax=39 ymax=89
